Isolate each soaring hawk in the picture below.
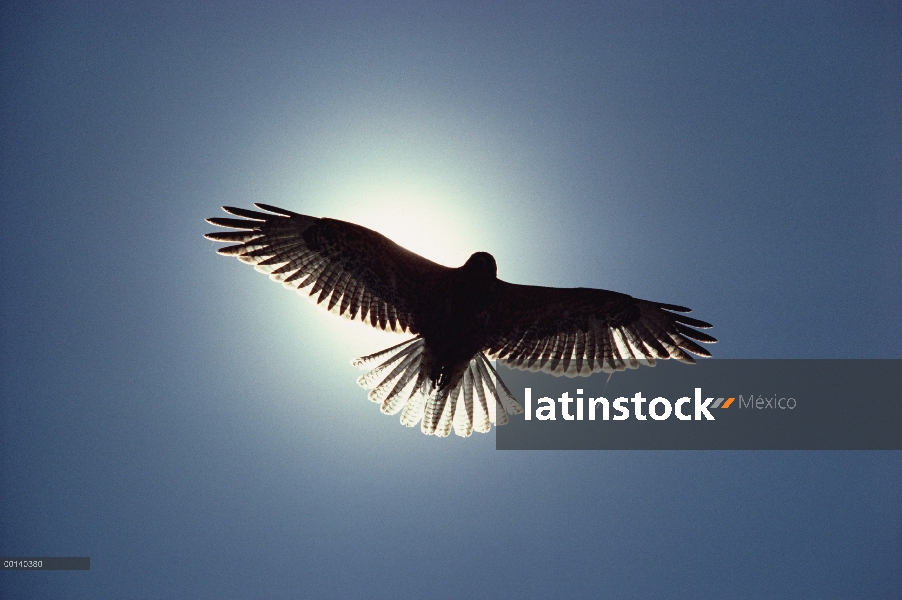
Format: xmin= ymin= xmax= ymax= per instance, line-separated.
xmin=206 ymin=204 xmax=716 ymax=438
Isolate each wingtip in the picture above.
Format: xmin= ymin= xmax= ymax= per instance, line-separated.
xmin=677 ymin=316 xmax=714 ymax=329
xmin=657 ymin=302 xmax=690 ymax=312
xmin=254 ymin=203 xmax=300 ymax=217
xmin=221 ymin=206 xmax=269 ymax=220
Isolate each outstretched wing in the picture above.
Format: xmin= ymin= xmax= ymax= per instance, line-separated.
xmin=484 ymin=282 xmax=716 ymax=376
xmin=205 ymin=204 xmax=450 ymax=333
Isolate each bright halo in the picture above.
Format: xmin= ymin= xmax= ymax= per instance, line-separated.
xmin=286 ymin=182 xmax=488 ymax=356
xmin=331 ymin=188 xmax=479 ymax=270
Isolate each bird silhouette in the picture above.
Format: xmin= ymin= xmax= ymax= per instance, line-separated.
xmin=206 ymin=204 xmax=716 ymax=437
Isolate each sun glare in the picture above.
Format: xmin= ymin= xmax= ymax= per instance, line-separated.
xmin=259 ymin=182 xmax=489 ymax=359
xmin=252 ymin=112 xmax=508 ymax=357
xmin=335 ymin=190 xmax=478 ymax=270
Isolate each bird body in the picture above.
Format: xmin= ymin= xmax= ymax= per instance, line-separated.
xmin=419 ymin=252 xmax=497 ymax=389
xmin=206 ymin=204 xmax=716 ymax=437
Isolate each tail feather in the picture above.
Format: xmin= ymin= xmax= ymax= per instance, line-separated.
xmin=400 ymin=385 xmax=428 ymax=428
xmin=432 ymin=388 xmax=456 ymax=438
xmin=352 ymin=336 xmax=522 ymax=437
xmin=366 ymin=346 xmax=422 ymax=403
xmin=379 ymin=360 xmax=423 ymax=415
xmin=421 ymin=387 xmax=446 ymax=435
xmin=474 ymin=357 xmax=506 ymax=426
xmin=452 ymin=367 xmax=475 ymax=438
xmin=352 ymin=337 xmax=420 ymax=369
xmin=356 ymin=341 xmax=418 ymax=390
xmin=481 ymin=356 xmax=524 ymax=417
xmin=471 ymin=364 xmax=492 ymax=433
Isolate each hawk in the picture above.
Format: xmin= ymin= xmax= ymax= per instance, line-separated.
xmin=206 ymin=204 xmax=716 ymax=437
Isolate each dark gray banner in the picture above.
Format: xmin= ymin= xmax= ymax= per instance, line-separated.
xmin=495 ymin=360 xmax=901 ymax=450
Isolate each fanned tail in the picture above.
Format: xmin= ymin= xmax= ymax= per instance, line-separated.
xmin=352 ymin=337 xmax=523 ymax=438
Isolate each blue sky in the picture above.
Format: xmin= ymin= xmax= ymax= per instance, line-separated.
xmin=2 ymin=2 xmax=900 ymax=598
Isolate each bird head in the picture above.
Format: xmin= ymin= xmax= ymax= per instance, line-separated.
xmin=462 ymin=251 xmax=497 ymax=279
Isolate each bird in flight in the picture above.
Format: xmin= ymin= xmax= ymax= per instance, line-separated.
xmin=206 ymin=204 xmax=716 ymax=438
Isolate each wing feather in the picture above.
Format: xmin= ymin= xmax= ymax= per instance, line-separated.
xmin=205 ymin=204 xmax=451 ymax=334
xmin=486 ymin=282 xmax=715 ymax=375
